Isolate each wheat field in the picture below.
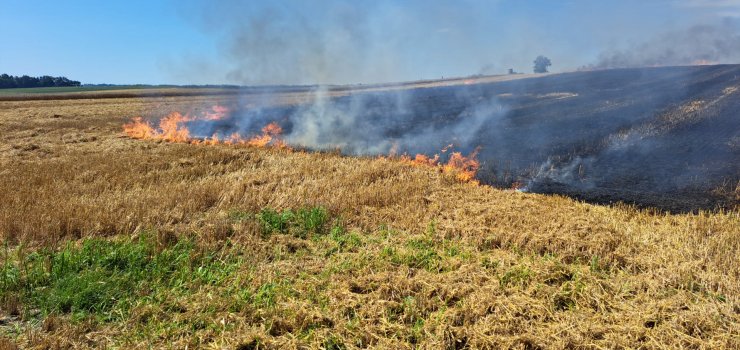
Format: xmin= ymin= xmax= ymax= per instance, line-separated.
xmin=0 ymin=94 xmax=738 ymax=349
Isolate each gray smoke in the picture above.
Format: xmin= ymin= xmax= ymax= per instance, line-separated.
xmin=587 ymin=19 xmax=740 ymax=69
xmin=168 ymin=1 xmax=566 ymax=85
xmin=282 ymin=88 xmax=402 ymax=154
xmin=188 ymin=85 xmax=507 ymax=157
xmin=220 ymin=4 xmax=391 ymax=85
xmin=161 ymin=2 xmax=740 ymax=211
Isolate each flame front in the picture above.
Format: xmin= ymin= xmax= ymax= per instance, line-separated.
xmin=123 ymin=105 xmax=480 ymax=184
xmin=122 ymin=117 xmax=156 ymax=139
xmin=123 ymin=112 xmax=192 ymax=142
xmin=247 ymin=122 xmax=283 ymax=147
xmin=397 ymin=147 xmax=480 ymax=185
xmin=443 ymin=149 xmax=480 ymax=184
xmin=158 ymin=112 xmax=191 ymax=142
xmin=122 ymin=105 xmax=287 ymax=149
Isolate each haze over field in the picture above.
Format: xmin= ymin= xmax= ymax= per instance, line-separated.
xmin=1 ymin=1 xmax=739 ymax=349
xmin=2 ymin=0 xmax=740 ymax=85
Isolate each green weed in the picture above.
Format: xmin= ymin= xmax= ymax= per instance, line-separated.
xmin=499 ymin=265 xmax=532 ymax=287
xmin=325 ymin=223 xmax=363 ymax=256
xmin=0 ymin=235 xmax=238 ymax=321
xmin=256 ymin=206 xmax=329 ymax=238
xmin=381 ymin=238 xmax=441 ymax=271
xmin=257 ymin=208 xmax=294 ymax=236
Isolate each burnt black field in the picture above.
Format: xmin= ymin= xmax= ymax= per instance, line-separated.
xmin=195 ymin=65 xmax=740 ymax=212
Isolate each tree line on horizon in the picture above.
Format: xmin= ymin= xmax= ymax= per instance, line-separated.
xmin=0 ymin=74 xmax=81 ymax=89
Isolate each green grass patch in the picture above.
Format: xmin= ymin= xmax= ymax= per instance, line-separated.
xmin=324 ymin=224 xmax=364 ymax=256
xmin=381 ymin=237 xmax=442 ymax=272
xmin=0 ymin=235 xmax=239 ymax=321
xmin=257 ymin=206 xmax=330 ymax=239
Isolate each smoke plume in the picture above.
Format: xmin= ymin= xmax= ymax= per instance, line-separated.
xmin=587 ymin=19 xmax=740 ymax=69
xmin=188 ymin=85 xmax=506 ymax=158
xmin=156 ymin=2 xmax=740 ymax=211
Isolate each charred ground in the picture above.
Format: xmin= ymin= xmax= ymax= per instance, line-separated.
xmin=201 ymin=65 xmax=738 ymax=212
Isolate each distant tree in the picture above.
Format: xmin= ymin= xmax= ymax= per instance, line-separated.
xmin=0 ymin=74 xmax=81 ymax=88
xmin=18 ymin=75 xmax=37 ymax=88
xmin=53 ymin=76 xmax=81 ymax=87
xmin=54 ymin=77 xmax=69 ymax=87
xmin=39 ymin=75 xmax=55 ymax=87
xmin=0 ymin=74 xmax=14 ymax=88
xmin=533 ymin=55 xmax=552 ymax=73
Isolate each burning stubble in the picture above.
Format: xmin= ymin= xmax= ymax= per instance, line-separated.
xmin=123 ymin=64 xmax=740 ymax=212
xmin=121 ymin=88 xmax=489 ymax=185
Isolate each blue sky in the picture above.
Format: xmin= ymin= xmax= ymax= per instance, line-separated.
xmin=1 ymin=0 xmax=738 ymax=85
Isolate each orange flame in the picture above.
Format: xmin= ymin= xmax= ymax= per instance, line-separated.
xmin=204 ymin=105 xmax=229 ymax=120
xmin=123 ymin=106 xmax=288 ymax=150
xmin=246 ymin=122 xmax=283 ymax=147
xmin=400 ymin=153 xmax=440 ymax=167
xmin=122 ymin=112 xmax=192 ymax=142
xmin=122 ymin=117 xmax=157 ymax=139
xmin=224 ymin=132 xmax=242 ymax=145
xmin=202 ymin=133 xmax=221 ymax=145
xmin=157 ymin=112 xmax=191 ymax=142
xmin=442 ymin=148 xmax=480 ymax=184
xmin=393 ymin=146 xmax=480 ymax=185
xmin=124 ymin=107 xmax=479 ymax=183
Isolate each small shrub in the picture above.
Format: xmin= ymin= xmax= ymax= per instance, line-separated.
xmin=425 ymin=220 xmax=436 ymax=237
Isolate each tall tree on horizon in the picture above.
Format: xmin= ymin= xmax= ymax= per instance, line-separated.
xmin=533 ymin=56 xmax=552 ymax=73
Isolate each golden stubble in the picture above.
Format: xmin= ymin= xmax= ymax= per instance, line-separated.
xmin=0 ymin=95 xmax=738 ymax=349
